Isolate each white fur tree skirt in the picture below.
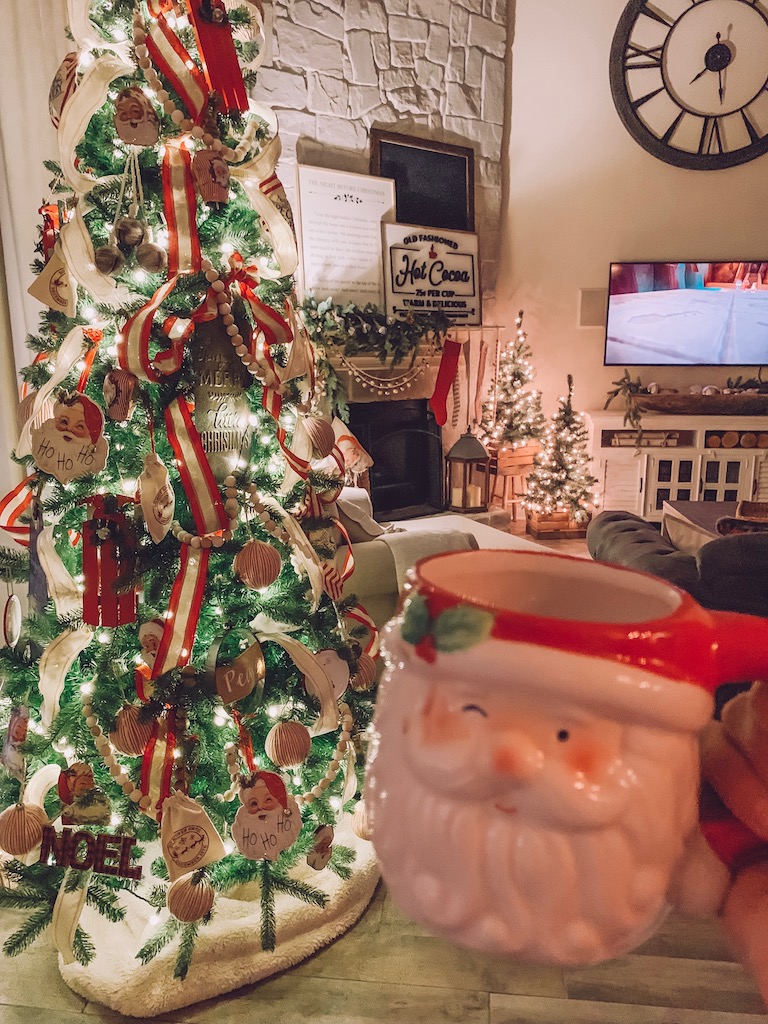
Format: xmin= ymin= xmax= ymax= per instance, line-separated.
xmin=59 ymin=816 xmax=379 ymax=1017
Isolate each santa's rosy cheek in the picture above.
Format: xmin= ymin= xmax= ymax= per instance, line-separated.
xmin=563 ymin=740 xmax=615 ymax=780
xmin=420 ymin=692 xmax=471 ymax=746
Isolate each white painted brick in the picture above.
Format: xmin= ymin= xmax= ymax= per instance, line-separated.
xmin=473 ymin=121 xmax=503 ymax=161
xmin=449 ymin=5 xmax=469 ymax=46
xmin=446 ymin=82 xmax=481 ymax=120
xmin=254 ymin=67 xmax=308 ymax=110
xmin=371 ymin=32 xmax=390 ymax=69
xmin=446 ymin=47 xmax=466 ymax=83
xmin=345 ymin=29 xmax=379 ymax=84
xmin=425 ymin=24 xmax=450 ymax=64
xmin=465 ymin=47 xmax=483 ymax=87
xmin=307 ymin=72 xmax=349 ymax=114
xmin=312 ymin=0 xmax=344 ymax=12
xmin=408 ymin=0 xmax=450 ymax=23
xmin=274 ymin=108 xmax=317 ymax=138
xmin=493 ymin=0 xmax=507 ymax=24
xmin=381 ymin=67 xmax=418 ymax=92
xmin=481 ymin=55 xmax=505 ymax=124
xmin=390 ymin=40 xmax=415 ymax=68
xmin=467 ymin=14 xmax=505 ymax=57
xmin=414 ymin=57 xmax=447 ymax=92
xmin=277 ymin=21 xmax=344 ymax=73
xmin=384 ymin=0 xmax=409 ymax=12
xmin=389 ymin=15 xmax=429 ymax=42
xmin=455 ymin=0 xmax=483 ymax=13
xmin=315 ymin=113 xmax=368 ymax=149
xmin=443 ymin=113 xmax=477 ymax=139
xmin=288 ymin=0 xmax=344 ymax=40
xmin=343 ymin=0 xmax=387 ymax=32
xmin=348 ymin=84 xmax=383 ymax=119
xmin=477 ymin=158 xmax=502 ymax=187
xmin=388 ymin=84 xmax=439 ymax=115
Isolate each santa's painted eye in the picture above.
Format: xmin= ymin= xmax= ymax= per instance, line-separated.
xmin=462 ymin=703 xmax=487 ymax=717
xmin=557 ymin=729 xmax=570 ymax=742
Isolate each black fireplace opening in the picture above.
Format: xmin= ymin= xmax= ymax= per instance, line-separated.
xmin=346 ymin=400 xmax=443 ymax=520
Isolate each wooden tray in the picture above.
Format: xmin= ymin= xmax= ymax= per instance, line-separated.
xmin=633 ymin=393 xmax=768 ymax=415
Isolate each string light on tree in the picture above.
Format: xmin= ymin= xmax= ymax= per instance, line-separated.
xmin=481 ymin=310 xmax=544 ymax=450
xmin=523 ymin=375 xmax=598 ymax=525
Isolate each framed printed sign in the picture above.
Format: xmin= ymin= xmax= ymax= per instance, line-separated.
xmin=382 ymin=223 xmax=481 ymax=325
xmin=296 ymin=165 xmax=396 ymax=307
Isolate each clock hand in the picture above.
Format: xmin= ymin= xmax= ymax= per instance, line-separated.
xmin=690 ymin=65 xmax=709 ymax=85
xmin=719 ymin=68 xmax=725 ymax=104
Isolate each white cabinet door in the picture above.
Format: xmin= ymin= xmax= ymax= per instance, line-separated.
xmin=699 ymin=452 xmax=756 ymax=503
xmin=598 ymin=453 xmax=645 ymax=515
xmin=643 ymin=453 xmax=702 ymax=520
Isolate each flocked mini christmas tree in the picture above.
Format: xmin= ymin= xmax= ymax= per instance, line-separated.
xmin=523 ymin=375 xmax=597 ymax=524
xmin=0 ymin=0 xmax=378 ymax=988
xmin=480 ymin=310 xmax=544 ymax=449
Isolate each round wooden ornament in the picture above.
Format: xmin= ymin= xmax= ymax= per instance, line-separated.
xmin=0 ymin=803 xmax=48 ymax=856
xmin=352 ymin=798 xmax=373 ymax=841
xmin=109 ymin=704 xmax=154 ymax=757
xmin=3 ymin=594 xmax=21 ymax=648
xmin=349 ymin=652 xmax=378 ymax=692
xmin=233 ymin=539 xmax=282 ymax=590
xmin=304 ymin=416 xmax=336 ymax=458
xmin=265 ymin=721 xmax=312 ymax=768
xmin=167 ymin=872 xmax=215 ymax=922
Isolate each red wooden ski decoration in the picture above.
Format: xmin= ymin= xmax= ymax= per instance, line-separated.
xmin=186 ymin=0 xmax=249 ymax=114
xmin=81 ymin=496 xmax=138 ymax=627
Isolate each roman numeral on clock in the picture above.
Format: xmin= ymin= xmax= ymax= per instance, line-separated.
xmin=625 ymin=42 xmax=663 ymax=69
xmin=699 ymin=116 xmax=724 ymax=155
xmin=641 ymin=3 xmax=675 ymax=27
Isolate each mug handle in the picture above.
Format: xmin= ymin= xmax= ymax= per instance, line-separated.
xmin=710 ymin=611 xmax=768 ymax=689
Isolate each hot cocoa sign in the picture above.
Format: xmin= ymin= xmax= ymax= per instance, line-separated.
xmin=383 ymin=223 xmax=481 ymax=325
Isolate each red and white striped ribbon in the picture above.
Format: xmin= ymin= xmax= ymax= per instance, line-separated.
xmin=162 ymin=142 xmax=201 ymax=276
xmin=164 ymin=397 xmax=228 ymax=536
xmin=153 ymin=314 xmax=195 ymax=376
xmin=345 ymin=603 xmax=380 ymax=656
xmin=0 ymin=476 xmax=36 ymax=547
xmin=151 ymin=546 xmax=210 ymax=678
xmin=140 ymin=709 xmax=178 ymax=818
xmin=118 ymin=277 xmax=179 ymax=383
xmin=145 ymin=2 xmax=208 ymax=124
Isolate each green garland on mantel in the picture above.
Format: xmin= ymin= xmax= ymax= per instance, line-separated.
xmin=299 ymin=296 xmax=453 ymax=420
xmin=300 ymin=296 xmax=451 ymax=365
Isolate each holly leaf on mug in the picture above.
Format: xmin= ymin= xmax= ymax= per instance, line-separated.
xmin=400 ymin=594 xmax=431 ymax=646
xmin=433 ymin=606 xmax=494 ymax=653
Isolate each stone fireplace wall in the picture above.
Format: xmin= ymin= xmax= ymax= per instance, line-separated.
xmin=257 ymin=0 xmax=509 ymax=302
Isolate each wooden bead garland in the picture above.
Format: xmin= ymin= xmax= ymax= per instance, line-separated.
xmin=167 ymin=872 xmax=215 ymax=922
xmin=109 ymin=704 xmax=155 ymax=757
xmin=131 ymin=11 xmax=260 ymax=163
xmin=0 ymin=803 xmax=48 ymax=856
xmin=233 ymin=539 xmax=282 ymax=589
xmin=265 ymin=721 xmax=312 ymax=768
xmin=81 ymin=692 xmax=156 ymax=819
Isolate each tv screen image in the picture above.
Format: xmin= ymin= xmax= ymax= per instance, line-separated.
xmin=604 ymin=262 xmax=768 ymax=366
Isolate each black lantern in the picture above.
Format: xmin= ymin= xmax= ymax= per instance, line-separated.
xmin=445 ymin=429 xmax=491 ymax=513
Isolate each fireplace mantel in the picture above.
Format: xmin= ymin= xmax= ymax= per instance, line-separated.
xmin=328 ymin=353 xmax=443 ymax=403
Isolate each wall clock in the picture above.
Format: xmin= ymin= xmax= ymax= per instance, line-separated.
xmin=610 ymin=0 xmax=768 ymax=169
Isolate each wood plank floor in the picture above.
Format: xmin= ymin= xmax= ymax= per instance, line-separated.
xmin=4 ymin=517 xmax=764 ymax=1023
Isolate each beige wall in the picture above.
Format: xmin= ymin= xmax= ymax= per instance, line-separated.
xmin=497 ymin=0 xmax=768 ymax=417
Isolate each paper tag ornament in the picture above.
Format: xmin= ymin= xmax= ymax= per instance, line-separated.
xmin=30 ymin=393 xmax=108 ymax=483
xmin=58 ymin=762 xmax=111 ymax=826
xmin=1 ymin=705 xmax=29 ymax=783
xmin=139 ymin=452 xmax=175 ymax=543
xmin=307 ymin=824 xmax=333 ymax=871
xmin=49 ymin=51 xmax=78 ymax=128
xmin=191 ymin=149 xmax=231 ymax=205
xmin=114 ymin=86 xmax=159 ymax=147
xmin=160 ymin=790 xmax=226 ymax=882
xmin=102 ymin=369 xmax=138 ymax=422
xmin=28 ymin=244 xmax=77 ymax=317
xmin=315 ymin=649 xmax=350 ymax=701
xmin=206 ymin=628 xmax=266 ymax=706
xmin=232 ymin=771 xmax=301 ymax=861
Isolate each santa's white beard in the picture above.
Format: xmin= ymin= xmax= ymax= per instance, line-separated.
xmin=371 ymin=726 xmax=701 ymax=966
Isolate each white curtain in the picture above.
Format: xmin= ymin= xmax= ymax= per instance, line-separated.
xmin=0 ymin=0 xmax=69 ymax=495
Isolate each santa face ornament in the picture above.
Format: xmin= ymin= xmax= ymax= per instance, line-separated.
xmin=366 ymin=548 xmax=768 ymax=967
xmin=30 ymin=393 xmax=108 ymax=483
xmin=114 ymin=86 xmax=159 ymax=147
xmin=231 ymin=770 xmax=300 ymax=861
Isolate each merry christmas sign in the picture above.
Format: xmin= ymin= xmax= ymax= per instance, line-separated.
xmin=383 ymin=223 xmax=481 ymax=325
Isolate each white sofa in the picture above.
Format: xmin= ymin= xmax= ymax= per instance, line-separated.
xmin=337 ymin=502 xmax=543 ymax=628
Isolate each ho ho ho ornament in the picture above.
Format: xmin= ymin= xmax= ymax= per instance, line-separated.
xmin=231 ymin=770 xmax=301 ymax=861
xmin=30 ymin=393 xmax=108 ymax=484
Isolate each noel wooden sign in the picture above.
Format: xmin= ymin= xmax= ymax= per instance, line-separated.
xmin=382 ymin=223 xmax=481 ymax=325
xmin=39 ymin=825 xmax=143 ymax=879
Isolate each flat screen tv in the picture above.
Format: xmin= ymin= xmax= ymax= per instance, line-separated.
xmin=604 ymin=262 xmax=768 ymax=367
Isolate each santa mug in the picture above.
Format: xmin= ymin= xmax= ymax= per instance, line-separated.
xmin=365 ymin=548 xmax=768 ymax=967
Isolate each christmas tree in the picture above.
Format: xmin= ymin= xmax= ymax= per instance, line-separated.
xmin=0 ymin=0 xmax=377 ymax=1002
xmin=523 ymin=375 xmax=597 ymax=524
xmin=480 ymin=310 xmax=544 ymax=449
